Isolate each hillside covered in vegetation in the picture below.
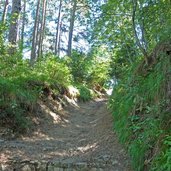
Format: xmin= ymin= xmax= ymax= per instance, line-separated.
xmin=109 ymin=41 xmax=171 ymax=171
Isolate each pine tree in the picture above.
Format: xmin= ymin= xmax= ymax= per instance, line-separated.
xmin=67 ymin=0 xmax=77 ymax=57
xmin=8 ymin=0 xmax=21 ymax=54
xmin=30 ymin=0 xmax=40 ymax=65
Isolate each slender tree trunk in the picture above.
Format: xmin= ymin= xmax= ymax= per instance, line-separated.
xmin=140 ymin=20 xmax=147 ymax=50
xmin=58 ymin=20 xmax=62 ymax=56
xmin=132 ymin=0 xmax=148 ymax=61
xmin=55 ymin=0 xmax=62 ymax=56
xmin=35 ymin=9 xmax=41 ymax=53
xmin=8 ymin=0 xmax=21 ymax=54
xmin=30 ymin=0 xmax=40 ymax=65
xmin=21 ymin=0 xmax=26 ymax=52
xmin=67 ymin=0 xmax=77 ymax=57
xmin=1 ymin=0 xmax=9 ymax=24
xmin=40 ymin=0 xmax=47 ymax=56
xmin=38 ymin=0 xmax=47 ymax=58
xmin=139 ymin=3 xmax=147 ymax=51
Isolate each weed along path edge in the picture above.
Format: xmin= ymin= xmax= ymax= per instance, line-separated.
xmin=0 ymin=99 xmax=132 ymax=171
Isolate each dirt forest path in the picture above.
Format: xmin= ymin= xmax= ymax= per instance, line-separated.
xmin=0 ymin=99 xmax=132 ymax=171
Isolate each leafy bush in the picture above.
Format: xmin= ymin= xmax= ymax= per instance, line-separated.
xmin=34 ymin=56 xmax=72 ymax=86
xmin=0 ymin=54 xmax=72 ymax=131
xmin=69 ymin=50 xmax=111 ymax=89
xmin=87 ymin=60 xmax=110 ymax=87
xmin=152 ymin=135 xmax=171 ymax=171
xmin=0 ymin=49 xmax=109 ymax=131
xmin=69 ymin=51 xmax=91 ymax=83
xmin=0 ymin=76 xmax=37 ymax=131
xmin=76 ymin=84 xmax=94 ymax=101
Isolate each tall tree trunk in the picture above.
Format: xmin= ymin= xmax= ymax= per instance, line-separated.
xmin=58 ymin=20 xmax=62 ymax=56
xmin=67 ymin=0 xmax=77 ymax=57
xmin=1 ymin=0 xmax=9 ymax=24
xmin=8 ymin=0 xmax=21 ymax=54
xmin=38 ymin=0 xmax=47 ymax=58
xmin=21 ymin=0 xmax=26 ymax=52
xmin=40 ymin=0 xmax=47 ymax=56
xmin=55 ymin=0 xmax=62 ymax=56
xmin=30 ymin=0 xmax=40 ymax=65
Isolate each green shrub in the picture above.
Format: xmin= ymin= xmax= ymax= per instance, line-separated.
xmin=76 ymin=84 xmax=94 ymax=101
xmin=34 ymin=56 xmax=72 ymax=86
xmin=69 ymin=50 xmax=111 ymax=88
xmin=0 ymin=77 xmax=37 ymax=131
xmin=69 ymin=51 xmax=91 ymax=83
xmin=0 ymin=54 xmax=73 ymax=131
xmin=151 ymin=135 xmax=171 ymax=171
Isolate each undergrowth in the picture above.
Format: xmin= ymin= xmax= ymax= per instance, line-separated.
xmin=109 ymin=52 xmax=171 ymax=170
xmin=76 ymin=84 xmax=95 ymax=101
xmin=0 ymin=50 xmax=109 ymax=132
xmin=0 ymin=55 xmax=72 ymax=132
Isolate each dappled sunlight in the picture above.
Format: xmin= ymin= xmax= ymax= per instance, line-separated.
xmin=77 ymin=143 xmax=98 ymax=153
xmin=49 ymin=110 xmax=69 ymax=124
xmin=38 ymin=100 xmax=70 ymax=125
xmin=107 ymin=89 xmax=113 ymax=95
xmin=0 ymin=99 xmax=131 ymax=170
xmin=22 ymin=130 xmax=53 ymax=141
xmin=63 ymin=95 xmax=80 ymax=108
xmin=0 ymin=152 xmax=10 ymax=163
xmin=0 ymin=149 xmax=27 ymax=163
xmin=47 ymin=142 xmax=99 ymax=157
xmin=48 ymin=151 xmax=70 ymax=158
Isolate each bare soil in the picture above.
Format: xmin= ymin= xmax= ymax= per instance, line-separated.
xmin=0 ymin=98 xmax=132 ymax=171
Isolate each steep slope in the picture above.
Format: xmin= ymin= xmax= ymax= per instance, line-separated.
xmin=109 ymin=40 xmax=171 ymax=171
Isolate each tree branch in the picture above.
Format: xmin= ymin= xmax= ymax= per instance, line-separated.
xmin=132 ymin=0 xmax=148 ymax=62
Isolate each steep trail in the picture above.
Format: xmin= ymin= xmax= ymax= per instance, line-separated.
xmin=0 ymin=99 xmax=132 ymax=171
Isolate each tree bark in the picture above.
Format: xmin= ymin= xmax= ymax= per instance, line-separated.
xmin=55 ymin=0 xmax=62 ymax=56
xmin=30 ymin=0 xmax=40 ymax=65
xmin=21 ymin=0 xmax=26 ymax=52
xmin=38 ymin=0 xmax=47 ymax=58
xmin=58 ymin=20 xmax=62 ymax=56
xmin=1 ymin=0 xmax=9 ymax=24
xmin=8 ymin=0 xmax=21 ymax=54
xmin=67 ymin=0 xmax=77 ymax=57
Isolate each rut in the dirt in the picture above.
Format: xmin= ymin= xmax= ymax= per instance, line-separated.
xmin=0 ymin=99 xmax=132 ymax=171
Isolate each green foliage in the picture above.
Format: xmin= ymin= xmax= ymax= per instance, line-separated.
xmin=109 ymin=53 xmax=171 ymax=171
xmin=0 ymin=53 xmax=72 ymax=131
xmin=93 ymin=0 xmax=171 ymax=54
xmin=0 ymin=23 xmax=7 ymax=55
xmin=87 ymin=59 xmax=110 ymax=87
xmin=70 ymin=49 xmax=111 ymax=88
xmin=34 ymin=55 xmax=72 ymax=86
xmin=0 ymin=47 xmax=109 ymax=131
xmin=76 ymin=84 xmax=94 ymax=101
xmin=110 ymin=44 xmax=139 ymax=79
xmin=151 ymin=135 xmax=171 ymax=171
xmin=0 ymin=76 xmax=37 ymax=131
xmin=69 ymin=51 xmax=91 ymax=83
